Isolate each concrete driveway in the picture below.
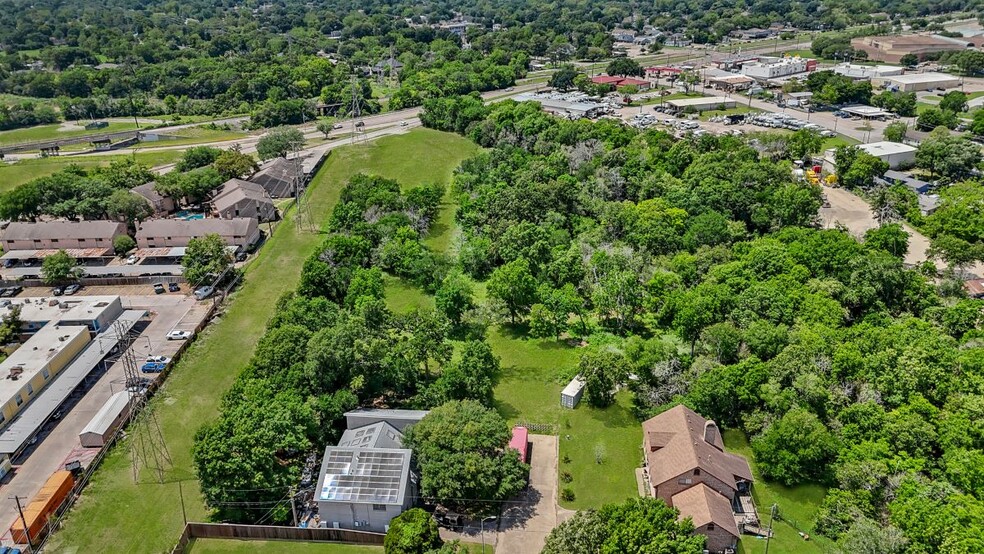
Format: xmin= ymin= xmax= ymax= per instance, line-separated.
xmin=496 ymin=434 xmax=572 ymax=554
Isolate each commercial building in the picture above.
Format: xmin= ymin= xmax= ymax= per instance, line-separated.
xmin=877 ymin=72 xmax=961 ymax=92
xmin=841 ymin=105 xmax=893 ymax=119
xmin=131 ymin=182 xmax=176 ymax=215
xmin=316 ymin=410 xmax=426 ymax=533
xmin=250 ymin=157 xmax=303 ymax=198
xmin=666 ymin=97 xmax=737 ymax=113
xmin=851 ymin=35 xmax=970 ymax=63
xmin=79 ymin=390 xmax=134 ymax=447
xmin=211 ymin=179 xmax=277 ymax=222
xmin=641 ymin=405 xmax=756 ymax=553
xmin=135 ymin=217 xmax=260 ymax=250
xmin=12 ymin=295 xmax=124 ymax=333
xmin=590 ymin=75 xmax=652 ymax=91
xmin=823 ymin=141 xmax=917 ymax=172
xmin=831 ymin=63 xmax=904 ymax=80
xmin=741 ymin=57 xmax=817 ymax=80
xmin=1 ymin=221 xmax=126 ymax=255
xmin=0 ymin=324 xmax=90 ymax=427
xmin=708 ymin=74 xmax=755 ymax=92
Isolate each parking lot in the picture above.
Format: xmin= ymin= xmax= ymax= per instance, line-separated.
xmin=0 ymin=293 xmax=212 ymax=542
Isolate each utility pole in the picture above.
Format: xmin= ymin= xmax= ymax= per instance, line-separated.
xmin=11 ymin=495 xmax=35 ymax=553
xmin=763 ymin=503 xmax=777 ymax=554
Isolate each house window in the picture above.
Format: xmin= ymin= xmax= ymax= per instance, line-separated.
xmin=678 ymin=477 xmax=692 ymax=485
xmin=42 ymin=369 xmax=49 ymax=380
xmin=707 ymin=523 xmax=715 ymax=531
xmin=14 ymin=395 xmax=22 ymax=406
xmin=26 ymin=383 xmax=33 ymax=396
xmin=694 ymin=468 xmax=701 ymax=476
xmin=50 ymin=239 xmax=58 ymax=244
xmin=372 ymin=504 xmax=387 ymax=512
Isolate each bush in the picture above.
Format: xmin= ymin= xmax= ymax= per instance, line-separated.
xmin=113 ymin=235 xmax=136 ymax=256
xmin=561 ymin=487 xmax=576 ymax=501
xmin=384 ymin=508 xmax=443 ymax=554
xmin=561 ymin=471 xmax=573 ymax=483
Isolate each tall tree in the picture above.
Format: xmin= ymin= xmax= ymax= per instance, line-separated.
xmin=487 ymin=258 xmax=538 ymax=323
xmin=182 ymin=233 xmax=233 ymax=286
xmin=256 ymin=127 xmax=306 ymax=160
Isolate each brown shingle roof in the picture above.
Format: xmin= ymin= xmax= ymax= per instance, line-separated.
xmin=250 ymin=157 xmax=301 ymax=198
xmin=212 ymin=179 xmax=274 ymax=213
xmin=642 ymin=405 xmax=753 ymax=492
xmin=131 ymin=182 xmax=168 ymax=204
xmin=672 ymin=483 xmax=740 ymax=537
xmin=2 ymin=220 xmax=124 ymax=241
xmin=136 ymin=218 xmax=256 ymax=239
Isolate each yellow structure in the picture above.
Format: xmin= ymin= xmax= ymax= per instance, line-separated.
xmin=805 ymin=168 xmax=821 ymax=185
xmin=0 ymin=325 xmax=89 ymax=426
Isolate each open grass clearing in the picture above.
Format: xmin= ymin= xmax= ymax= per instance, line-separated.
xmin=187 ymin=538 xmax=493 ymax=553
xmin=0 ymin=120 xmax=155 ymax=146
xmin=723 ymin=430 xmax=831 ymax=554
xmin=0 ymin=150 xmax=184 ymax=192
xmin=46 ymin=129 xmax=466 ymax=553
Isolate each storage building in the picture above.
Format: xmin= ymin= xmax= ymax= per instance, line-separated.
xmin=561 ymin=376 xmax=586 ymax=409
xmin=509 ymin=426 xmax=530 ymax=463
xmin=79 ymin=390 xmax=134 ymax=448
xmin=666 ymin=97 xmax=736 ymax=113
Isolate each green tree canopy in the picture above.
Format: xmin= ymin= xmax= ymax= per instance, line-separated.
xmin=182 ymin=233 xmax=233 ymax=286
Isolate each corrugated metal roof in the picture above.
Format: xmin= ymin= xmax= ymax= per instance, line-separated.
xmin=79 ymin=390 xmax=133 ymax=437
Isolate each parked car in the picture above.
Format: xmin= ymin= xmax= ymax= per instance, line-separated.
xmin=168 ymin=282 xmax=180 ymax=292
xmin=400 ymin=120 xmax=409 ymax=127
xmin=63 ymin=284 xmax=82 ymax=295
xmin=51 ymin=286 xmax=64 ymax=296
xmin=194 ymin=286 xmax=214 ymax=300
xmin=1 ymin=259 xmax=16 ymax=268
xmin=146 ymin=355 xmax=170 ymax=364
xmin=125 ymin=255 xmax=138 ymax=265
xmin=141 ymin=362 xmax=167 ymax=373
xmin=153 ymin=283 xmax=166 ymax=294
xmin=333 ymin=123 xmax=343 ymax=129
xmin=166 ymin=329 xmax=193 ymax=340
xmin=0 ymin=286 xmax=22 ymax=297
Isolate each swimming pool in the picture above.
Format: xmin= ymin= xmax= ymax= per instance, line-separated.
xmin=175 ymin=210 xmax=205 ymax=220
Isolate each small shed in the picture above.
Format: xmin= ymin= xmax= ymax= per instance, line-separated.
xmin=561 ymin=376 xmax=586 ymax=409
xmin=79 ymin=391 xmax=134 ymax=448
xmin=509 ymin=426 xmax=529 ymax=463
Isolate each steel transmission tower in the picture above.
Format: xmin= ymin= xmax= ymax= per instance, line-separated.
xmin=116 ymin=321 xmax=171 ymax=483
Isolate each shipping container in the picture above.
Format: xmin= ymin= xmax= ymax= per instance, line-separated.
xmin=9 ymin=470 xmax=74 ymax=545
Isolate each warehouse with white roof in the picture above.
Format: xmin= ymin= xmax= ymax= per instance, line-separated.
xmin=877 ymin=72 xmax=961 ymax=92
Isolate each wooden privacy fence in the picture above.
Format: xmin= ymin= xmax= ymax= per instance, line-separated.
xmin=172 ymin=523 xmax=386 ymax=553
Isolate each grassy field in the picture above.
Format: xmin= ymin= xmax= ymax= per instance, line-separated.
xmin=46 ymin=129 xmax=469 ymax=553
xmin=0 ymin=120 xmax=154 ymax=146
xmin=0 ymin=150 xmax=184 ymax=192
xmin=723 ymin=430 xmax=832 ymax=554
xmin=187 ymin=539 xmax=493 ymax=553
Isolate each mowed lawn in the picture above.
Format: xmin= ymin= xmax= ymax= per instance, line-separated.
xmin=0 ymin=150 xmax=184 ymax=192
xmin=47 ymin=129 xmax=472 ymax=553
xmin=187 ymin=539 xmax=493 ymax=553
xmin=723 ymin=430 xmax=831 ymax=554
xmin=0 ymin=119 xmax=149 ymax=146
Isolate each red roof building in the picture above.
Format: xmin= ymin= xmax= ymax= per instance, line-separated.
xmin=509 ymin=426 xmax=529 ymax=463
xmin=591 ymin=75 xmax=652 ymax=90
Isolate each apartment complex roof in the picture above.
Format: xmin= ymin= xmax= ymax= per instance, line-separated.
xmin=2 ymin=220 xmax=124 ymax=242
xmin=136 ymin=217 xmax=256 ymax=239
xmin=211 ymin=179 xmax=275 ymax=212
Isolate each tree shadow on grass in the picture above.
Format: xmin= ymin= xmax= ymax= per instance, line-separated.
xmin=497 ymin=486 xmax=543 ymax=532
